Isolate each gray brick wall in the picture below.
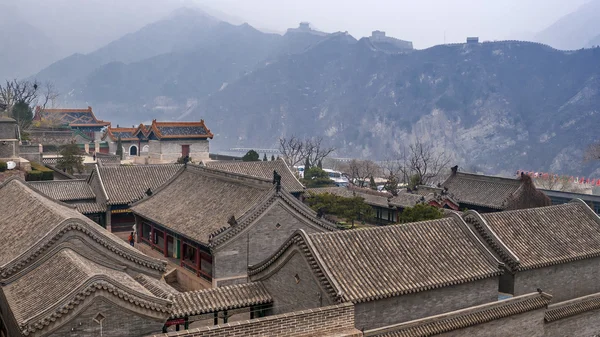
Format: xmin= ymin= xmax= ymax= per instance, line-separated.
xmin=213 ymin=202 xmax=328 ymax=286
xmin=435 ymin=307 xmax=545 ymax=337
xmin=260 ymin=247 xmax=334 ymax=315
xmin=148 ymin=139 xmax=209 ymax=163
xmin=354 ymin=277 xmax=499 ymax=330
xmin=151 ymin=303 xmax=360 ymax=337
xmin=0 ymin=141 xmax=17 ymax=159
xmin=545 ymin=308 xmax=600 ymax=337
xmin=46 ymin=297 xmax=165 ymax=337
xmin=514 ymin=257 xmax=600 ymax=302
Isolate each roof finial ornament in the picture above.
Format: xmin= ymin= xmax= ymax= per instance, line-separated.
xmin=451 ymin=165 xmax=458 ymax=175
xmin=273 ymin=170 xmax=282 ymax=192
xmin=145 ymin=188 xmax=152 ymax=196
xmin=227 ymin=215 xmax=238 ymax=227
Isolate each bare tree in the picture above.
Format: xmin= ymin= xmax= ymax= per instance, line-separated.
xmin=304 ymin=137 xmax=335 ymax=167
xmin=0 ymin=79 xmax=59 ymax=117
xmin=279 ymin=136 xmax=305 ymax=167
xmin=534 ymin=175 xmax=588 ymax=193
xmin=279 ymin=136 xmax=335 ymax=168
xmin=395 ymin=139 xmax=451 ymax=187
xmin=347 ymin=159 xmax=381 ymax=187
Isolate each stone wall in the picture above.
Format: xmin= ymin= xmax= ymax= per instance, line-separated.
xmin=19 ymin=144 xmax=42 ymax=163
xmin=51 ymin=296 xmax=165 ymax=337
xmin=0 ymin=140 xmax=17 ymax=159
xmin=212 ymin=201 xmax=328 ymax=286
xmin=148 ymin=139 xmax=209 ymax=164
xmin=354 ymin=277 xmax=499 ymax=330
xmin=27 ymin=129 xmax=75 ymax=146
xmin=435 ymin=307 xmax=545 ymax=337
xmin=514 ymin=257 xmax=600 ymax=302
xmin=150 ymin=303 xmax=361 ymax=337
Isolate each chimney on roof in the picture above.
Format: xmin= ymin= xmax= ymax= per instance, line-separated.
xmin=451 ymin=165 xmax=458 ymax=175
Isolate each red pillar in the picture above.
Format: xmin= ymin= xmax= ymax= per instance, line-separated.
xmin=180 ymin=242 xmax=185 ymax=267
xmin=150 ymin=225 xmax=154 ymax=246
xmin=164 ymin=231 xmax=168 ymax=257
xmin=196 ymin=247 xmax=200 ymax=277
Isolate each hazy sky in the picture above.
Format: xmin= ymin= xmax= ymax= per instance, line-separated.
xmin=198 ymin=0 xmax=590 ymax=48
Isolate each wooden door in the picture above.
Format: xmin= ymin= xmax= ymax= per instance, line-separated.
xmin=181 ymin=145 xmax=190 ymax=157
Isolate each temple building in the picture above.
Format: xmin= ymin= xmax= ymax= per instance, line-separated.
xmin=0 ymin=177 xmax=172 ymax=337
xmin=249 ymin=214 xmax=504 ymax=330
xmin=130 ymin=165 xmax=336 ymax=287
xmin=102 ymin=125 xmax=148 ymax=158
xmin=128 ymin=120 xmax=213 ymax=164
xmin=33 ymin=106 xmax=110 ymax=140
xmin=441 ymin=166 xmax=551 ymax=212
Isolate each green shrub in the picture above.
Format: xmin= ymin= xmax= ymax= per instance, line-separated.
xmin=0 ymin=161 xmax=6 ymax=172
xmin=25 ymin=170 xmax=43 ymax=181
xmin=29 ymin=162 xmax=54 ymax=180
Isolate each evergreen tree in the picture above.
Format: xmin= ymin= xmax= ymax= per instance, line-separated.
xmin=56 ymin=142 xmax=85 ymax=174
xmin=304 ymin=156 xmax=311 ymax=171
xmin=370 ymin=176 xmax=377 ymax=190
xmin=398 ymin=204 xmax=443 ymax=224
xmin=271 ymin=154 xmax=275 ymax=161
xmin=242 ymin=150 xmax=260 ymax=162
xmin=115 ymin=136 xmax=123 ymax=160
xmin=11 ymin=100 xmax=33 ymax=131
xmin=302 ymin=167 xmax=335 ymax=188
xmin=263 ymin=153 xmax=268 ymax=161
xmin=317 ymin=160 xmax=323 ymax=169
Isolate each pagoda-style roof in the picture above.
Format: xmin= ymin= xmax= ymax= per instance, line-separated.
xmin=102 ymin=126 xmax=138 ymax=141
xmin=364 ymin=292 xmax=552 ymax=337
xmin=250 ymin=214 xmax=503 ymax=304
xmin=206 ymin=158 xmax=305 ymax=193
xmin=143 ymin=119 xmax=214 ymax=140
xmin=442 ymin=167 xmax=550 ymax=210
xmin=464 ymin=200 xmax=600 ymax=272
xmin=89 ymin=164 xmax=183 ymax=206
xmin=33 ymin=106 xmax=110 ymax=128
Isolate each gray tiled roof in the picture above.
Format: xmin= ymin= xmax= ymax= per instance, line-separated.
xmin=0 ymin=177 xmax=166 ymax=272
xmin=206 ymin=159 xmax=305 ymax=193
xmin=442 ymin=172 xmax=522 ymax=209
xmin=2 ymin=248 xmax=171 ymax=336
xmin=135 ymin=274 xmax=180 ymax=299
xmin=131 ymin=165 xmax=274 ymax=244
xmin=28 ymin=180 xmax=95 ymax=201
xmin=465 ymin=201 xmax=600 ymax=271
xmin=72 ymin=201 xmax=106 ymax=214
xmin=545 ymin=292 xmax=600 ymax=322
xmin=364 ymin=292 xmax=552 ymax=337
xmin=307 ymin=186 xmax=423 ymax=208
xmin=95 ymin=164 xmax=183 ymax=205
xmin=251 ymin=215 xmax=503 ymax=303
xmin=170 ymin=282 xmax=272 ymax=318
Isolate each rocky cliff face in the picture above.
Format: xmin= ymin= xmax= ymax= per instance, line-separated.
xmin=196 ymin=37 xmax=600 ymax=176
